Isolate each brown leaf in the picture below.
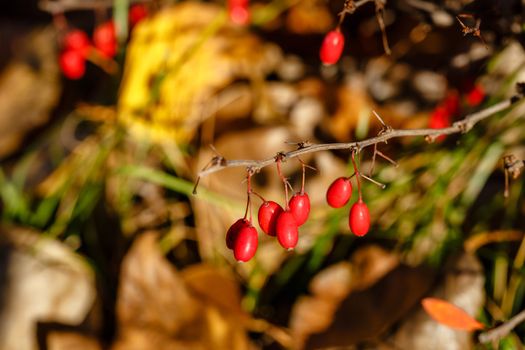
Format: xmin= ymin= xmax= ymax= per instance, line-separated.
xmin=47 ymin=332 xmax=102 ymax=350
xmin=115 ymin=232 xmax=201 ymax=335
xmin=421 ymin=298 xmax=484 ymax=331
xmin=113 ymin=232 xmax=255 ymax=350
xmin=350 ymin=245 xmax=399 ymax=291
xmin=0 ymin=226 xmax=96 ymax=350
xmin=305 ymin=265 xmax=436 ymax=349
xmin=392 ymin=253 xmax=485 ymax=350
xmin=0 ymin=27 xmax=60 ymax=158
xmin=181 ymin=264 xmax=247 ymax=319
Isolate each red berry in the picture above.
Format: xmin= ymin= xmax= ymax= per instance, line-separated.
xmin=349 ymin=199 xmax=370 ymax=236
xmin=63 ymin=29 xmax=90 ymax=56
xmin=320 ymin=30 xmax=345 ymax=65
xmin=276 ymin=211 xmax=299 ymax=249
xmin=59 ymin=50 xmax=86 ymax=79
xmin=228 ymin=2 xmax=250 ymax=25
xmin=466 ymin=85 xmax=485 ymax=107
xmin=233 ymin=225 xmax=258 ymax=262
xmin=289 ymin=192 xmax=310 ymax=226
xmin=326 ymin=177 xmax=352 ymax=208
xmin=429 ymin=106 xmax=451 ymax=142
xmin=129 ymin=4 xmax=148 ymax=26
xmin=258 ymin=201 xmax=283 ymax=236
xmin=226 ymin=218 xmax=249 ymax=249
xmin=93 ymin=21 xmax=117 ymax=58
xmin=443 ymin=91 xmax=460 ymax=116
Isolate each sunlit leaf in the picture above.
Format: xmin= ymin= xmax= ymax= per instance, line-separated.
xmin=421 ymin=297 xmax=485 ymax=331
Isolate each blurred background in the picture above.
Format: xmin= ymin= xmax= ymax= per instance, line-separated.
xmin=1 ymin=0 xmax=525 ymax=349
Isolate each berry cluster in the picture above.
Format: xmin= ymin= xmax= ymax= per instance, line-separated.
xmin=227 ymin=151 xmax=371 ymax=262
xmin=429 ymin=85 xmax=486 ymax=140
xmin=58 ymin=4 xmax=148 ymax=79
xmin=326 ymin=152 xmax=370 ymax=236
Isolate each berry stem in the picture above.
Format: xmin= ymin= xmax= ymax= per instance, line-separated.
xmin=276 ymin=155 xmax=289 ymax=209
xmin=251 ymin=191 xmax=266 ymax=203
xmin=351 ymin=150 xmax=362 ymax=201
xmin=301 ymin=162 xmax=306 ymax=194
xmin=244 ymin=169 xmax=254 ymax=222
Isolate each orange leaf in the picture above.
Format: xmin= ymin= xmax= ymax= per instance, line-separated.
xmin=421 ymin=298 xmax=485 ymax=331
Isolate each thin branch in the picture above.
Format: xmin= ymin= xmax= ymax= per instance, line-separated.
xmin=197 ymin=87 xmax=524 ymax=179
xmin=479 ymin=309 xmax=525 ymax=344
xmin=39 ymin=0 xmax=149 ymax=13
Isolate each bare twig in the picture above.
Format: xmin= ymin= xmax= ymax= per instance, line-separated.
xmin=374 ymin=0 xmax=391 ymax=55
xmin=39 ymin=0 xmax=149 ymax=13
xmin=197 ymin=86 xmax=524 ymax=178
xmin=338 ymin=0 xmax=376 ymax=25
xmin=479 ymin=309 xmax=525 ymax=344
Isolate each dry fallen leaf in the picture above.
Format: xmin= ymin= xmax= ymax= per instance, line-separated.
xmin=421 ymin=298 xmax=484 ymax=331
xmin=0 ymin=26 xmax=60 ymax=158
xmin=112 ymin=232 xmax=256 ymax=350
xmin=392 ymin=252 xmax=485 ymax=350
xmin=0 ymin=226 xmax=96 ymax=350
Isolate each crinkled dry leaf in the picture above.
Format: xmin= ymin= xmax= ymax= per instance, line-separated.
xmin=0 ymin=27 xmax=60 ymax=158
xmin=291 ymin=247 xmax=401 ymax=349
xmin=0 ymin=226 xmax=96 ymax=350
xmin=181 ymin=264 xmax=248 ymax=319
xmin=113 ymin=232 xmax=255 ymax=350
xmin=392 ymin=253 xmax=485 ymax=350
xmin=305 ymin=265 xmax=435 ymax=349
xmin=118 ymin=2 xmax=280 ymax=145
xmin=421 ymin=298 xmax=484 ymax=331
xmin=350 ymin=245 xmax=399 ymax=291
xmin=47 ymin=332 xmax=101 ymax=350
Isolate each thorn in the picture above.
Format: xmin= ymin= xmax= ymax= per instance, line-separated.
xmin=192 ymin=177 xmax=200 ymax=195
xmin=372 ymin=110 xmax=387 ymax=127
xmin=361 ymin=173 xmax=386 ymax=189
xmin=376 ymin=150 xmax=398 ymax=167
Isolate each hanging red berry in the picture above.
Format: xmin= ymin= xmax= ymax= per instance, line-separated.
xmin=429 ymin=106 xmax=451 ymax=142
xmin=276 ymin=211 xmax=299 ymax=249
xmin=466 ymin=85 xmax=485 ymax=107
xmin=63 ymin=29 xmax=91 ymax=56
xmin=443 ymin=91 xmax=460 ymax=116
xmin=228 ymin=0 xmax=250 ymax=25
xmin=129 ymin=4 xmax=148 ymax=26
xmin=320 ymin=29 xmax=345 ymax=65
xmin=326 ymin=177 xmax=352 ymax=208
xmin=258 ymin=201 xmax=283 ymax=236
xmin=289 ymin=192 xmax=310 ymax=226
xmin=59 ymin=50 xmax=86 ymax=80
xmin=93 ymin=21 xmax=117 ymax=58
xmin=349 ymin=199 xmax=370 ymax=236
xmin=226 ymin=218 xmax=249 ymax=249
xmin=233 ymin=225 xmax=258 ymax=262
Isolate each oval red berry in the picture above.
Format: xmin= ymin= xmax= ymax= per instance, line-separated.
xmin=228 ymin=0 xmax=250 ymax=25
xmin=233 ymin=225 xmax=258 ymax=262
xmin=289 ymin=193 xmax=310 ymax=226
xmin=320 ymin=30 xmax=345 ymax=65
xmin=59 ymin=50 xmax=86 ymax=80
xmin=93 ymin=21 xmax=117 ymax=58
xmin=276 ymin=211 xmax=299 ymax=249
xmin=349 ymin=200 xmax=370 ymax=236
xmin=226 ymin=218 xmax=249 ymax=249
xmin=63 ymin=30 xmax=90 ymax=55
xmin=326 ymin=177 xmax=352 ymax=208
xmin=258 ymin=201 xmax=283 ymax=236
xmin=129 ymin=4 xmax=148 ymax=26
